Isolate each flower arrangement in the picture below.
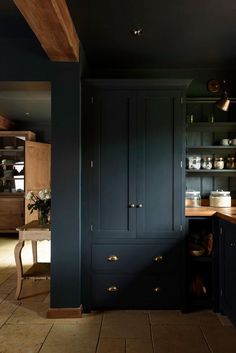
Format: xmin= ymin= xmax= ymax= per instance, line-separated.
xmin=26 ymin=189 xmax=51 ymax=224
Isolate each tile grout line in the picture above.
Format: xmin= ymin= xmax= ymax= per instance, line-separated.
xmin=37 ymin=323 xmax=54 ymax=353
xmin=199 ymin=326 xmax=213 ymax=353
xmin=94 ymin=311 xmax=104 ymax=353
xmin=148 ymin=311 xmax=155 ymax=353
xmin=0 ymin=273 xmax=16 ymax=291
xmin=1 ymin=300 xmax=22 ymax=328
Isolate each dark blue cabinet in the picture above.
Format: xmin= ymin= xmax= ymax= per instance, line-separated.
xmin=136 ymin=91 xmax=183 ymax=238
xmin=219 ymin=220 xmax=236 ymax=325
xmin=82 ymin=80 xmax=189 ymax=309
xmin=88 ymin=89 xmax=136 ymax=239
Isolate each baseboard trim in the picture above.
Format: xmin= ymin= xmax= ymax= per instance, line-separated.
xmin=47 ymin=305 xmax=83 ymax=319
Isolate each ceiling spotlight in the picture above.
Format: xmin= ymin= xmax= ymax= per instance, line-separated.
xmin=25 ymin=112 xmax=30 ymax=116
xmin=131 ymin=28 xmax=143 ymax=36
xmin=207 ymin=79 xmax=230 ymax=112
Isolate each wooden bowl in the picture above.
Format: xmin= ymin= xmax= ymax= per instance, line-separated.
xmin=189 ymin=245 xmax=205 ymax=257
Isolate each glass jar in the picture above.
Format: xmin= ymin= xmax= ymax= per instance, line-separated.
xmin=209 ymin=190 xmax=231 ymax=208
xmin=38 ymin=209 xmax=49 ymax=225
xmin=187 ymin=155 xmax=201 ymax=170
xmin=226 ymin=156 xmax=236 ymax=169
xmin=201 ymin=156 xmax=213 ymax=170
xmin=185 ymin=191 xmax=201 ymax=207
xmin=214 ymin=157 xmax=224 ymax=170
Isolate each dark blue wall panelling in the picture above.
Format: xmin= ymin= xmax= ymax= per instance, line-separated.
xmin=0 ymin=38 xmax=81 ymax=308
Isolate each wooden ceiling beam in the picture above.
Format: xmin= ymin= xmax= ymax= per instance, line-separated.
xmin=13 ymin=0 xmax=79 ymax=62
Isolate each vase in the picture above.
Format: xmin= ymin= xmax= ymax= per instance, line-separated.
xmin=38 ymin=210 xmax=49 ymax=226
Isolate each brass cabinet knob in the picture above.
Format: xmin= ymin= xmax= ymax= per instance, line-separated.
xmin=107 ymin=255 xmax=119 ymax=261
xmin=154 ymin=287 xmax=161 ymax=293
xmin=129 ymin=203 xmax=135 ymax=208
xmin=154 ymin=255 xmax=163 ymax=262
xmin=107 ymin=285 xmax=119 ymax=292
xmin=137 ymin=203 xmax=143 ymax=208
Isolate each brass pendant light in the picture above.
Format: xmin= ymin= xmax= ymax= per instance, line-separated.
xmin=207 ymin=79 xmax=230 ymax=112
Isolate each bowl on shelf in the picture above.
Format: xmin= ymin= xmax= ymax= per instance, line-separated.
xmin=4 ymin=146 xmax=14 ymax=150
xmin=17 ymin=146 xmax=24 ymax=150
xmin=189 ymin=245 xmax=205 ymax=257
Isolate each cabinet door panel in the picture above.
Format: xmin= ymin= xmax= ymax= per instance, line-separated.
xmin=222 ymin=223 xmax=236 ymax=313
xmin=90 ymin=90 xmax=136 ymax=238
xmin=25 ymin=141 xmax=51 ymax=223
xmin=136 ymin=91 xmax=183 ymax=238
xmin=0 ymin=197 xmax=24 ymax=230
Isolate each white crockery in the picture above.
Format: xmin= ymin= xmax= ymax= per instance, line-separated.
xmin=220 ymin=138 xmax=231 ymax=146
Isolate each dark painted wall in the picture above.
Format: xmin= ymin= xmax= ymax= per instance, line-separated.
xmin=86 ymin=67 xmax=236 ymax=97
xmin=15 ymin=121 xmax=51 ymax=143
xmin=0 ymin=38 xmax=81 ymax=308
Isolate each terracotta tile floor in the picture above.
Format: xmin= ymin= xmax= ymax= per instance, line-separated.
xmin=0 ymin=236 xmax=236 ymax=353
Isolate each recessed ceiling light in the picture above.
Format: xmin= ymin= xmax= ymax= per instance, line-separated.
xmin=131 ymin=28 xmax=143 ymax=36
xmin=25 ymin=112 xmax=30 ymax=116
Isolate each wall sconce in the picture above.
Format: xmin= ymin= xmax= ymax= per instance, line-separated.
xmin=207 ymin=79 xmax=230 ymax=112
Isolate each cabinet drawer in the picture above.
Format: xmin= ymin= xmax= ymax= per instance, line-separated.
xmin=91 ymin=274 xmax=181 ymax=309
xmin=92 ymin=244 xmax=181 ymax=273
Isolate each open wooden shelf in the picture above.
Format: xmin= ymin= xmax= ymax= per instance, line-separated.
xmin=23 ymin=262 xmax=50 ymax=280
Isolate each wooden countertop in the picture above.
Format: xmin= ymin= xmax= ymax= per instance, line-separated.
xmin=185 ymin=206 xmax=236 ymax=224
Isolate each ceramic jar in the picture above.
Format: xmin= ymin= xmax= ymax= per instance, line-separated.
xmin=209 ymin=190 xmax=231 ymax=208
xmin=214 ymin=157 xmax=224 ymax=170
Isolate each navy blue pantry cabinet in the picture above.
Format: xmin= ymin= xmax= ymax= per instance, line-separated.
xmin=82 ymin=79 xmax=190 ymax=310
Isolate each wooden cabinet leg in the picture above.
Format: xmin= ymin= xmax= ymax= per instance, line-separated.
xmin=32 ymin=241 xmax=37 ymax=264
xmin=14 ymin=240 xmax=24 ymax=300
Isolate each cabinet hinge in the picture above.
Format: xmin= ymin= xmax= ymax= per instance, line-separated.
xmin=91 ymin=96 xmax=94 ymax=104
xmin=181 ymin=97 xmax=184 ymax=104
xmin=180 ymin=224 xmax=183 ymax=231
xmin=220 ymin=227 xmax=223 ymax=235
xmin=90 ymin=224 xmax=93 ymax=232
xmin=90 ymin=160 xmax=94 ymax=168
xmin=180 ymin=160 xmax=183 ymax=168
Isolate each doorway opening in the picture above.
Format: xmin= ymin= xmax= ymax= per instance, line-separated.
xmin=0 ymin=81 xmax=51 ymax=301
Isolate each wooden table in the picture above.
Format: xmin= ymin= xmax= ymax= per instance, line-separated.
xmin=14 ymin=220 xmax=51 ymax=299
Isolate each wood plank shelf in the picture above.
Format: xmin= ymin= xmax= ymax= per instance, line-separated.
xmin=23 ymin=263 xmax=50 ymax=279
xmin=187 ymin=97 xmax=236 ymax=104
xmin=186 ymin=122 xmax=236 ymax=130
xmin=186 ymin=169 xmax=236 ymax=174
xmin=187 ymin=146 xmax=236 ymax=150
xmin=0 ymin=149 xmax=24 ymax=152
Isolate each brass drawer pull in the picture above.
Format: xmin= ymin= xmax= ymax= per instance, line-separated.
xmin=107 ymin=255 xmax=119 ymax=262
xmin=154 ymin=287 xmax=161 ymax=293
xmin=107 ymin=285 xmax=119 ymax=292
xmin=154 ymin=255 xmax=163 ymax=262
